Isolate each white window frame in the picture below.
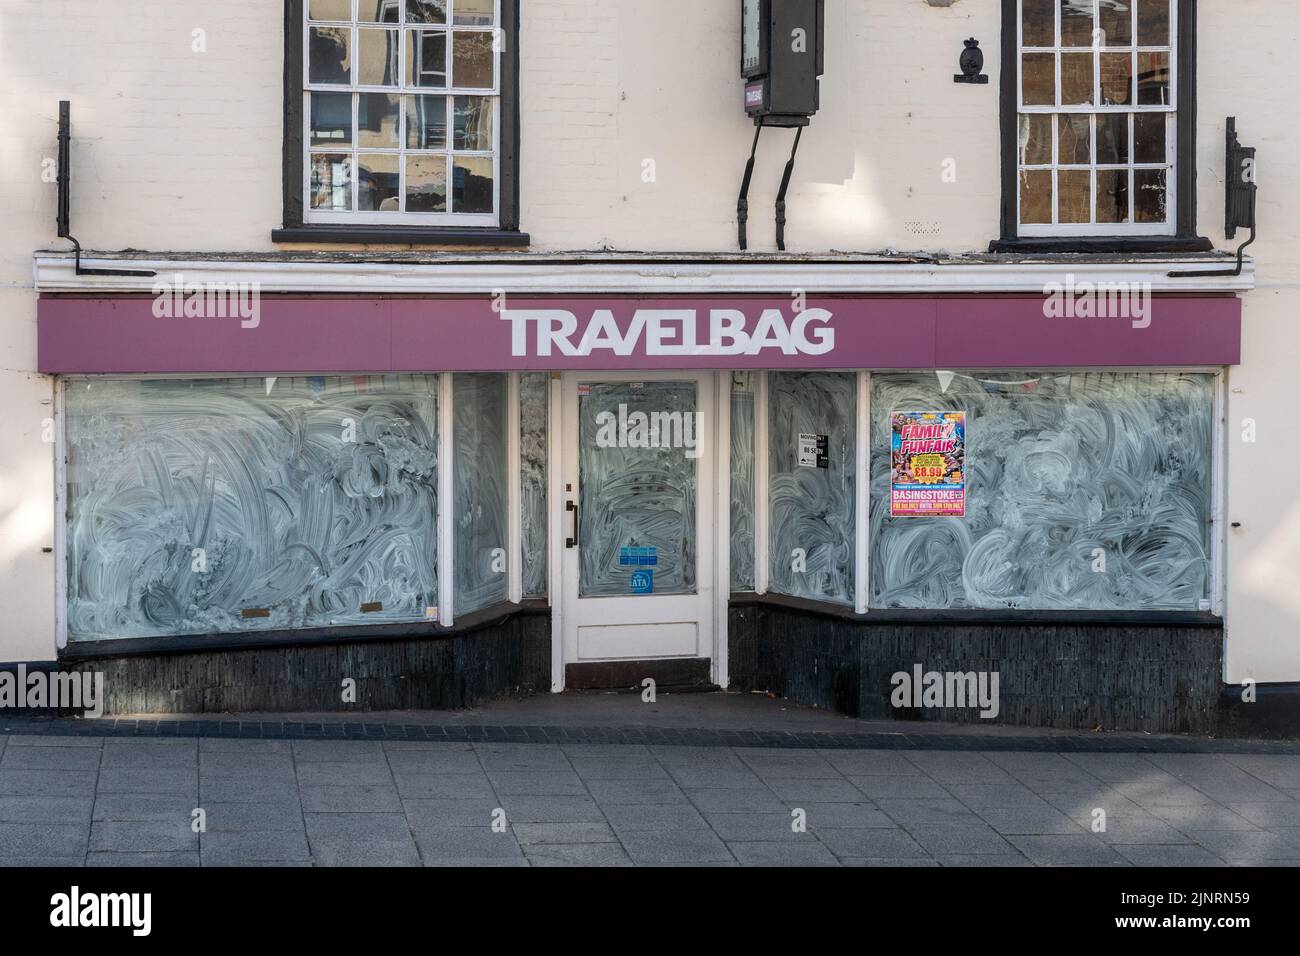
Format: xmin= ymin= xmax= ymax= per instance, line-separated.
xmin=303 ymin=0 xmax=502 ymax=227
xmin=1017 ymin=0 xmax=1178 ymax=237
xmin=741 ymin=366 xmax=1224 ymax=619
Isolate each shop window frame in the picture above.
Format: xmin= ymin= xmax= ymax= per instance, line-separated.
xmin=54 ymin=371 xmax=544 ymax=654
xmin=733 ymin=367 xmax=1226 ymax=620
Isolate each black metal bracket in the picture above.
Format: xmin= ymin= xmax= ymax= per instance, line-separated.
xmin=56 ymin=101 xmax=156 ymax=278
xmin=738 ymin=123 xmax=805 ymax=251
xmin=737 ymin=125 xmax=762 ymax=251
xmin=1169 ymin=118 xmax=1257 ymax=279
xmin=775 ymin=126 xmax=803 ymax=252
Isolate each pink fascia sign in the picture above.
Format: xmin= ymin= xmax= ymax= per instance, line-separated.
xmin=37 ymin=294 xmax=1242 ymax=374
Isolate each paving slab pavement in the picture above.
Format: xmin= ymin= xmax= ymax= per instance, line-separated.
xmin=1 ymin=692 xmax=1297 ymax=866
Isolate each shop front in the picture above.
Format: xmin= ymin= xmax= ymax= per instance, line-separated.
xmin=35 ymin=260 xmax=1243 ymax=730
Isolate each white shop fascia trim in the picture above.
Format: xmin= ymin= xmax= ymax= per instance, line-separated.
xmin=32 ymin=252 xmax=1256 ymax=295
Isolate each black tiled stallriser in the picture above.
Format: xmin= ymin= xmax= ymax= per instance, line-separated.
xmin=1 ymin=716 xmax=1297 ymax=754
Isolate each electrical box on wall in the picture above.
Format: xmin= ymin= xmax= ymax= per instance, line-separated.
xmin=741 ymin=0 xmax=824 ymax=126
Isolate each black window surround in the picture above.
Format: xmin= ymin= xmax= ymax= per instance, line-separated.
xmin=275 ymin=0 xmax=527 ymax=247
xmin=991 ymin=0 xmax=1211 ymax=254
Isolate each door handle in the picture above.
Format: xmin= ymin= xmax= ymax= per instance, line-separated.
xmin=565 ymin=500 xmax=579 ymax=548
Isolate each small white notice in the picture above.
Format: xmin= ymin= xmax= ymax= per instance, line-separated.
xmin=798 ymin=433 xmax=828 ymax=469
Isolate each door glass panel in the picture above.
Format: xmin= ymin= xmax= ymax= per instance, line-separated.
xmin=578 ymin=381 xmax=698 ymax=598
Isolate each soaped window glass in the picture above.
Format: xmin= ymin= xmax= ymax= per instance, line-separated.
xmin=869 ymin=370 xmax=1214 ymax=610
xmin=730 ymin=373 xmax=756 ymax=592
xmin=578 ymin=381 xmax=698 ymax=598
xmin=519 ymin=371 xmax=549 ymax=598
xmin=65 ymin=375 xmax=439 ymax=641
xmin=453 ymin=372 xmax=509 ymax=614
xmin=768 ymin=372 xmax=857 ymax=606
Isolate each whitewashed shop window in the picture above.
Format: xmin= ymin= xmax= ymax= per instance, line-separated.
xmin=65 ymin=376 xmax=440 ymax=641
xmin=1017 ymin=0 xmax=1177 ymax=235
xmin=453 ymin=372 xmax=509 ymax=614
xmin=730 ymin=373 xmax=756 ymax=592
xmin=519 ymin=372 xmax=548 ymax=598
xmin=304 ymin=0 xmax=501 ymax=225
xmin=768 ymin=372 xmax=857 ymax=606
xmin=868 ymin=371 xmax=1214 ymax=611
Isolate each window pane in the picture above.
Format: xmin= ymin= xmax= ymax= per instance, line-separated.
xmin=452 ymin=30 xmax=494 ymax=88
xmin=454 ymin=373 xmax=509 ymax=614
xmin=1057 ymin=113 xmax=1090 ymax=165
xmin=1099 ymin=0 xmax=1133 ymax=46
xmin=405 ymin=155 xmax=447 ymax=211
xmin=310 ymin=92 xmax=353 ymax=146
xmin=406 ymin=94 xmax=447 ymax=148
xmin=407 ymin=29 xmax=447 ymax=87
xmin=358 ymin=0 xmax=401 ymax=23
xmin=1057 ymin=168 xmax=1091 ymax=222
xmin=406 ymin=0 xmax=447 ymax=24
xmin=1096 ymin=168 xmax=1130 ymax=222
xmin=1019 ymin=113 xmax=1053 ymax=165
xmin=768 ymin=372 xmax=856 ymax=607
xmin=310 ymin=153 xmax=353 ymax=210
xmin=869 ymin=372 xmax=1214 ymax=611
xmin=309 ymin=26 xmax=353 ymax=85
xmin=519 ymin=372 xmax=549 ymax=599
xmin=1021 ymin=0 xmax=1055 ymax=47
xmin=358 ymin=27 xmax=400 ymax=85
xmin=1059 ymin=0 xmax=1094 ymax=47
xmin=310 ymin=0 xmax=353 ymax=21
xmin=1096 ymin=112 xmax=1129 ymax=164
xmin=730 ymin=374 xmax=755 ymax=592
xmin=452 ymin=155 xmax=494 ymax=213
xmin=1019 ymin=169 xmax=1053 ymax=224
xmin=1021 ymin=53 xmax=1055 ymax=106
xmin=453 ymin=95 xmax=493 ymax=150
xmin=1137 ymin=0 xmax=1170 ymax=45
xmin=358 ymin=92 xmax=400 ymax=147
xmin=65 ymin=376 xmax=440 ymax=641
xmin=1134 ymin=167 xmax=1168 ymax=222
xmin=1060 ymin=52 xmax=1094 ymax=105
xmin=578 ymin=382 xmax=698 ymax=598
xmin=1137 ymin=51 xmax=1170 ymax=105
xmin=358 ymin=153 xmax=400 ymax=210
xmin=1133 ymin=111 xmax=1166 ymax=163
xmin=454 ymin=0 xmax=495 ymax=26
xmin=1100 ymin=52 xmax=1133 ymax=105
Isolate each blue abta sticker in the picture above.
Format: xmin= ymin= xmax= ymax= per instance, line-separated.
xmin=630 ymin=570 xmax=654 ymax=594
xmin=619 ymin=546 xmax=658 ymax=567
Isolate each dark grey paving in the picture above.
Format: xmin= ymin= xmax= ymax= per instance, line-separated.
xmin=412 ymin=826 xmax=524 ymax=862
xmin=616 ymin=828 xmax=734 ymax=865
xmin=524 ymin=842 xmax=633 ymax=866
xmin=89 ymin=820 xmax=197 ymax=853
xmin=905 ymin=823 xmax=1018 ymax=855
xmin=727 ymin=841 xmax=840 ymax=866
xmin=1005 ymin=834 xmax=1128 ymax=866
xmin=512 ymin=822 xmax=617 ymax=845
xmin=200 ymin=830 xmax=312 ymax=865
xmin=1112 ymin=844 xmax=1228 ymax=867
xmin=813 ymin=827 xmax=928 ymax=860
xmin=0 ymin=730 xmax=1293 ymax=867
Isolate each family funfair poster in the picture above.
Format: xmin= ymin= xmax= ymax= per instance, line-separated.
xmin=890 ymin=411 xmax=967 ymax=518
